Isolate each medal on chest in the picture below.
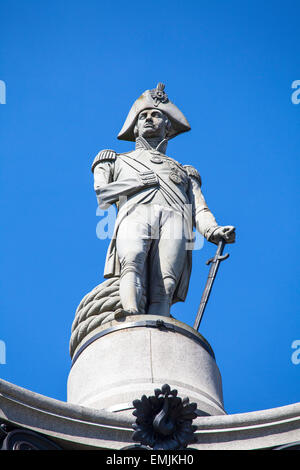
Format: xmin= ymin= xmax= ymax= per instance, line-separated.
xmin=168 ymin=161 xmax=185 ymax=185
xmin=149 ymin=151 xmax=164 ymax=164
xmin=169 ymin=172 xmax=183 ymax=184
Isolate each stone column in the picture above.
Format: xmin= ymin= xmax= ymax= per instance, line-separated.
xmin=67 ymin=315 xmax=226 ymax=417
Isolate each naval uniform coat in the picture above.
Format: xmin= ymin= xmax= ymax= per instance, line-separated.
xmin=92 ymin=138 xmax=219 ymax=303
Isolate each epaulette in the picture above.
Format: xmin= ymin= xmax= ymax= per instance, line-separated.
xmin=91 ymin=149 xmax=117 ymax=173
xmin=183 ymin=165 xmax=202 ymax=186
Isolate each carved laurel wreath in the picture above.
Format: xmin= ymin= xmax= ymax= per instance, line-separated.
xmin=132 ymin=384 xmax=197 ymax=450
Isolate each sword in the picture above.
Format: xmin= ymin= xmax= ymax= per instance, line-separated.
xmin=193 ymin=238 xmax=230 ymax=331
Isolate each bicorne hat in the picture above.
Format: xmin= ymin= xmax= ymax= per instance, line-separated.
xmin=117 ymin=83 xmax=191 ymax=141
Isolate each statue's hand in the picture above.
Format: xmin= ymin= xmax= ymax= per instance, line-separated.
xmin=210 ymin=226 xmax=236 ymax=244
xmin=139 ymin=170 xmax=159 ymax=188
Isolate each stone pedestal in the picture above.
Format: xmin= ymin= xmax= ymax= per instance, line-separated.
xmin=67 ymin=315 xmax=226 ymax=417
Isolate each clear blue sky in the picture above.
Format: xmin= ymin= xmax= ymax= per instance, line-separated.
xmin=1 ymin=0 xmax=299 ymax=415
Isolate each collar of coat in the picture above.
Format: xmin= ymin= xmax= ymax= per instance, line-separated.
xmin=135 ymin=136 xmax=168 ymax=154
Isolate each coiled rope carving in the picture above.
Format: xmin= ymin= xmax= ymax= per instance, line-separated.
xmin=69 ymin=277 xmax=146 ymax=359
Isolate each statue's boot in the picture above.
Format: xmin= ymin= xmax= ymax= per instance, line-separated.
xmin=114 ymin=308 xmax=138 ymax=319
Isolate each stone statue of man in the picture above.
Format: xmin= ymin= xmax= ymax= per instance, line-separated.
xmin=92 ymin=83 xmax=235 ymax=319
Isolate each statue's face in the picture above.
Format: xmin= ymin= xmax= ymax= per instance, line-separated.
xmin=135 ymin=108 xmax=170 ymax=139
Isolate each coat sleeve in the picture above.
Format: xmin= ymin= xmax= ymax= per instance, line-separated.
xmin=184 ymin=165 xmax=219 ymax=241
xmin=93 ymin=161 xmax=116 ymax=209
xmin=92 ymin=150 xmax=157 ymax=209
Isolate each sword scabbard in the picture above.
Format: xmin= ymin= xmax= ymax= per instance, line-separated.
xmin=193 ymin=238 xmax=230 ymax=331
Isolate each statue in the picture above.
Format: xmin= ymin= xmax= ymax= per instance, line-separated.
xmin=92 ymin=83 xmax=235 ymax=320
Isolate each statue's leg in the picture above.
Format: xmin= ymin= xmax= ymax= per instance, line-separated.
xmin=116 ymin=209 xmax=153 ymax=314
xmin=147 ymin=208 xmax=187 ymax=316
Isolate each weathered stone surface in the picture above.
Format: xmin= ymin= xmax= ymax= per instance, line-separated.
xmin=67 ymin=315 xmax=225 ymax=417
